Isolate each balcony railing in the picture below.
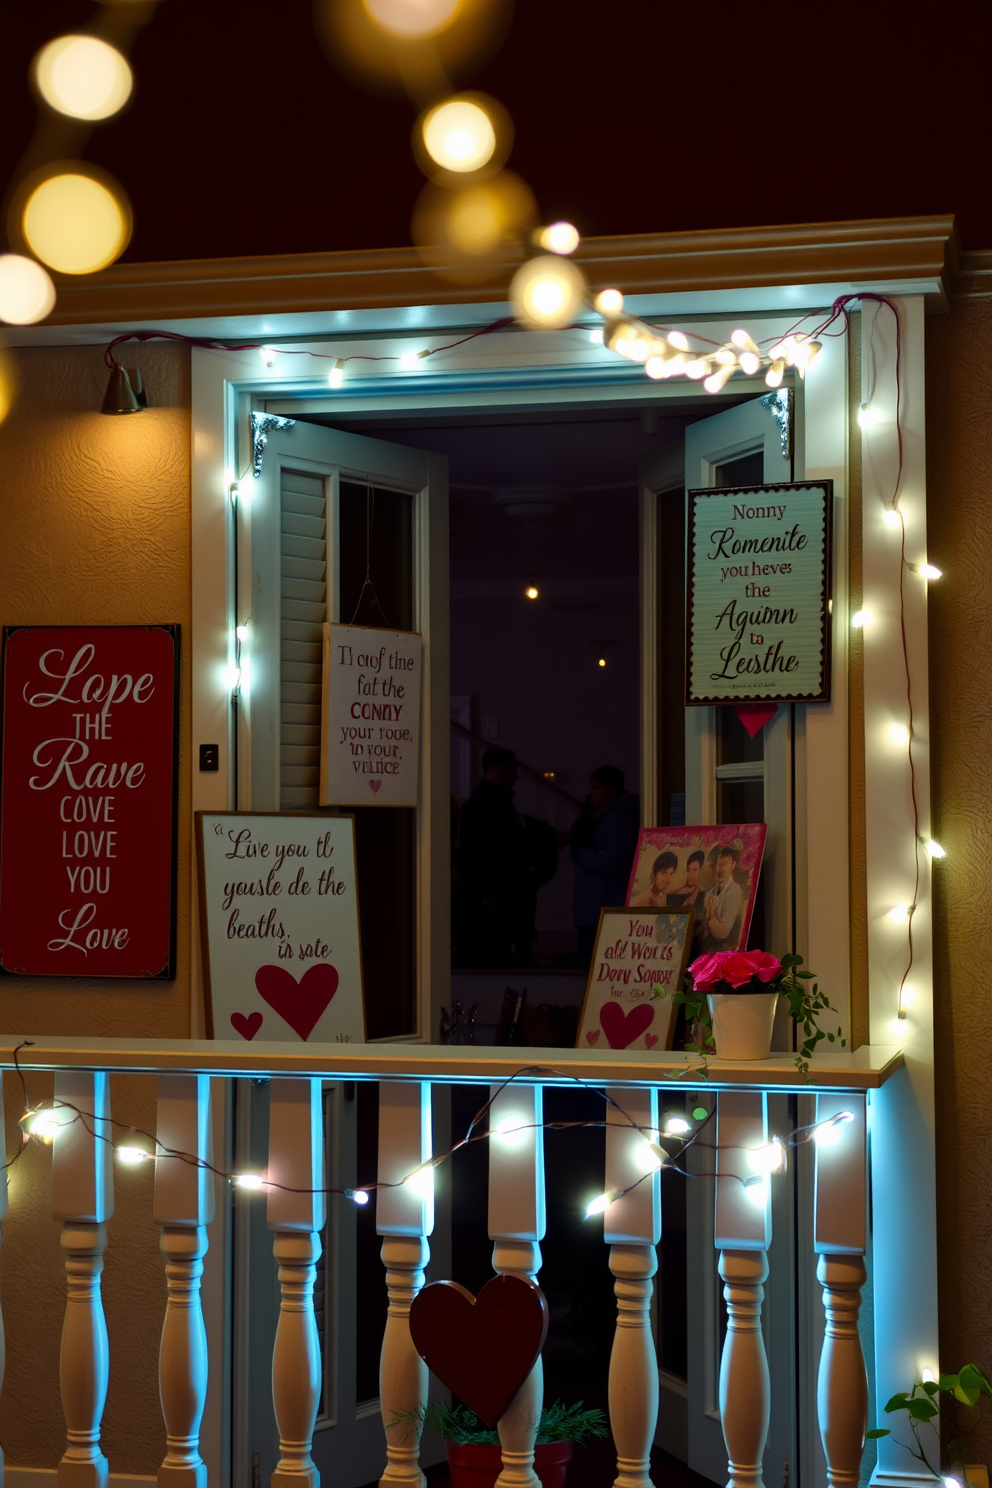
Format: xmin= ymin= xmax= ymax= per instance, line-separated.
xmin=0 ymin=1037 xmax=902 ymax=1488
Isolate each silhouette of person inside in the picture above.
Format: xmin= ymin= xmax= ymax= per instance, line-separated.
xmin=569 ymin=764 xmax=640 ymax=965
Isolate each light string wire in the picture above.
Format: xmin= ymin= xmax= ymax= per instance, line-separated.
xmin=6 ymin=1045 xmax=851 ymax=1205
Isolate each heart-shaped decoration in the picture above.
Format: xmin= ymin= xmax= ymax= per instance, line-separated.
xmin=644 ymin=1032 xmax=659 ymax=1050
xmin=254 ymin=963 xmax=339 ymax=1041
xmin=410 ymin=1274 xmax=548 ymax=1426
xmin=734 ymin=702 xmax=777 ymax=739
xmin=585 ymin=1029 xmax=601 ymax=1046
xmin=600 ymin=1001 xmax=655 ymax=1050
xmin=231 ymin=1010 xmax=263 ymax=1041
xmin=370 ymin=779 xmax=382 ymax=794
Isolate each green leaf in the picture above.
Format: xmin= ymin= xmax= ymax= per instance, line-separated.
xmin=907 ymin=1398 xmax=938 ymax=1421
xmin=921 ymin=1381 xmax=939 ymax=1396
xmin=938 ymin=1374 xmax=959 ymax=1393
xmin=954 ymin=1384 xmax=980 ymax=1408
xmin=884 ymin=1393 xmax=911 ymax=1413
xmin=866 ymin=1430 xmax=891 ymax=1440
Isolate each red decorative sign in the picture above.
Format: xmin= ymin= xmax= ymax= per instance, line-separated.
xmin=0 ymin=626 xmax=179 ymax=978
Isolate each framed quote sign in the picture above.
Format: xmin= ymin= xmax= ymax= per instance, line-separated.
xmin=576 ymin=906 xmax=696 ymax=1052
xmin=320 ymin=623 xmax=423 ymax=807
xmin=196 ymin=812 xmax=365 ymax=1043
xmin=686 ymin=481 xmax=832 ymax=704
xmin=0 ymin=625 xmax=179 ymax=978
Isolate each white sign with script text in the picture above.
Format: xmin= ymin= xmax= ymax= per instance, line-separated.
xmin=320 ymin=624 xmax=422 ymax=807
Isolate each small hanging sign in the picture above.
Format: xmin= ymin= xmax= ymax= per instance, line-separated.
xmin=686 ymin=481 xmax=832 ymax=705
xmin=320 ymin=623 xmax=423 ymax=807
xmin=0 ymin=625 xmax=179 ymax=978
xmin=196 ymin=811 xmax=365 ymax=1043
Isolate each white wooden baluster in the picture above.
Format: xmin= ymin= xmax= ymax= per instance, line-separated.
xmin=604 ymin=1087 xmax=661 ymax=1488
xmin=488 ymin=1083 xmax=545 ymax=1488
xmin=0 ymin=1072 xmax=7 ymax=1488
xmin=377 ymin=1082 xmax=433 ymax=1488
xmin=813 ymin=1094 xmax=868 ymax=1488
xmin=715 ymin=1092 xmax=771 ymax=1488
xmin=267 ymin=1078 xmax=326 ymax=1488
xmin=153 ymin=1074 xmax=214 ymax=1488
xmin=52 ymin=1070 xmax=113 ymax=1488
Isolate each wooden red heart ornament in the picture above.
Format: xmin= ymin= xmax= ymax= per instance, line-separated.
xmin=254 ymin=963 xmax=339 ymax=1041
xmin=409 ymin=1274 xmax=549 ymax=1426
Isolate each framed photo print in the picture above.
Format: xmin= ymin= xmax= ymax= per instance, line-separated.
xmin=576 ymin=906 xmax=695 ymax=1052
xmin=626 ymin=823 xmax=767 ymax=958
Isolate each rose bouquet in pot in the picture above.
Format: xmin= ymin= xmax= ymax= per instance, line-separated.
xmin=664 ymin=948 xmax=846 ymax=1074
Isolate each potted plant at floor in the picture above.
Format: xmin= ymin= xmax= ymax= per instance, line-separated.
xmin=398 ymin=1399 xmax=608 ymax=1488
xmin=867 ymin=1363 xmax=992 ymax=1487
xmin=664 ymin=949 xmax=846 ymax=1073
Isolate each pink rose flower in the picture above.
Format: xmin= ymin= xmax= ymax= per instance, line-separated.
xmin=718 ymin=951 xmax=763 ymax=989
xmin=689 ymin=952 xmax=735 ymax=990
xmin=690 ymin=948 xmax=784 ymax=993
xmin=745 ymin=950 xmax=783 ymax=984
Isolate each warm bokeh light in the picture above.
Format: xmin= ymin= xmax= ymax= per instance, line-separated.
xmin=538 ymin=221 xmax=580 ymax=255
xmin=413 ymin=171 xmax=536 ymax=266
xmin=0 ymin=254 xmax=56 ymax=324
xmin=510 ymin=254 xmax=587 ymax=330
xmin=525 ymin=585 xmax=539 ymax=599
xmin=34 ymin=35 xmax=133 ymax=121
xmin=422 ymin=97 xmax=496 ymax=173
xmin=0 ymin=350 xmax=15 ymax=426
xmin=595 ymin=289 xmax=623 ymax=316
xmin=22 ymin=171 xmax=131 ymax=274
xmin=364 ymin=0 xmax=461 ymax=36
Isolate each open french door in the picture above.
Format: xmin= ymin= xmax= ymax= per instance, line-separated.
xmin=640 ymin=393 xmax=799 ymax=1488
xmin=232 ymin=418 xmax=451 ymax=1485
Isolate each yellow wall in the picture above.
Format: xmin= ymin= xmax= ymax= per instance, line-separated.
xmin=927 ymin=294 xmax=992 ymax=1452
xmin=0 ymin=341 xmax=191 ymax=1470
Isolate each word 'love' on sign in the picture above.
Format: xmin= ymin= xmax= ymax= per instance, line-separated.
xmin=686 ymin=481 xmax=832 ymax=705
xmin=0 ymin=625 xmax=179 ymax=978
xmin=196 ymin=812 xmax=365 ymax=1043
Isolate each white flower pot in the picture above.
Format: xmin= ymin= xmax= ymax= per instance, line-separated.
xmin=706 ymin=991 xmax=780 ymax=1060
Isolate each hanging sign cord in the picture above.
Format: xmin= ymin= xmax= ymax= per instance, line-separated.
xmin=348 ymin=477 xmax=392 ymax=628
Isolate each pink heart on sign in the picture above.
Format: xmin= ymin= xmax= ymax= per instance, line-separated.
xmin=231 ymin=1010 xmax=263 ymax=1041
xmin=254 ymin=963 xmax=339 ymax=1041
xmin=585 ymin=1029 xmax=601 ymax=1046
xmin=644 ymin=1032 xmax=659 ymax=1050
xmin=600 ymin=1001 xmax=655 ymax=1050
xmin=370 ymin=780 xmax=382 ymax=794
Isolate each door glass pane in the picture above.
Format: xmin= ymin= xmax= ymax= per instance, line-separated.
xmin=714 ymin=449 xmax=765 ymax=486
xmin=338 ymin=479 xmax=416 ymax=1039
xmin=657 ymin=487 xmax=686 ymax=825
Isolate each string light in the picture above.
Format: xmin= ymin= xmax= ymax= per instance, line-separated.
xmin=595 ymin=289 xmax=623 ymax=316
xmin=663 ymin=1115 xmax=691 ymax=1136
xmin=851 ymin=609 xmax=872 ymax=628
xmin=21 ymin=169 xmax=131 ymax=275
xmin=234 ymin=1173 xmax=265 ymax=1191
xmin=538 ymin=222 xmax=580 ymax=256
xmin=0 ymin=254 xmax=56 ymax=325
xmin=403 ymin=1165 xmax=435 ymax=1200
xmin=909 ymin=561 xmax=943 ymax=580
xmin=421 ymin=97 xmax=497 ymax=173
xmin=811 ymin=1111 xmax=854 ymax=1148
xmin=746 ymin=1138 xmax=786 ymax=1175
xmin=116 ymin=1145 xmax=150 ymax=1166
xmin=889 ymin=723 xmax=911 ymax=745
xmin=585 ymin=1188 xmax=622 ymax=1218
xmin=884 ymin=506 xmax=902 ymax=528
xmin=744 ymin=1175 xmax=770 ymax=1206
xmin=920 ymin=836 xmax=947 ymax=860
xmin=888 ymin=903 xmax=913 ymax=922
xmin=329 ymin=359 xmax=345 ymax=388
xmin=525 ymin=585 xmax=539 ymax=599
xmin=33 ymin=35 xmax=133 ymax=121
xmin=859 ymin=404 xmax=884 ymax=428
xmin=510 ymin=254 xmax=587 ymax=330
xmin=347 ymin=1189 xmax=370 ymax=1206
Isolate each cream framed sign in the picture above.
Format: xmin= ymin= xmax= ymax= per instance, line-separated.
xmin=686 ymin=481 xmax=832 ymax=705
xmin=320 ymin=623 xmax=423 ymax=807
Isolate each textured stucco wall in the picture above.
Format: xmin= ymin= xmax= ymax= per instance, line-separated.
xmin=927 ymin=295 xmax=992 ymax=1457
xmin=0 ymin=342 xmax=191 ymax=1471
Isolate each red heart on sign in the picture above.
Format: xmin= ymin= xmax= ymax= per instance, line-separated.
xmin=231 ymin=1010 xmax=263 ymax=1041
xmin=410 ymin=1275 xmax=548 ymax=1427
xmin=600 ymin=1001 xmax=655 ymax=1049
xmin=254 ymin=963 xmax=339 ymax=1041
xmin=370 ymin=779 xmax=382 ymax=793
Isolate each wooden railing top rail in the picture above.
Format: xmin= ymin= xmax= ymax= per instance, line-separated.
xmin=0 ymin=1036 xmax=903 ymax=1092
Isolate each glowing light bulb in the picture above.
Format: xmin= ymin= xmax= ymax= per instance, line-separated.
xmin=589 ymin=327 xmax=604 ymax=345
xmin=597 ymin=657 xmax=607 ymax=668
xmin=747 ymin=1139 xmax=785 ymax=1175
xmin=525 ymin=585 xmax=539 ymax=599
xmin=329 ymin=359 xmax=345 ymax=389
xmin=223 ymin=663 xmax=241 ymax=692
xmin=404 ymin=1165 xmax=435 ymax=1200
xmin=812 ymin=1111 xmax=854 ymax=1147
xmin=0 ymin=254 xmax=56 ymax=325
xmin=27 ymin=1107 xmax=72 ymax=1141
xmin=887 ymin=903 xmax=912 ymax=921
xmin=921 ymin=837 xmax=947 ymax=859
xmin=34 ymin=35 xmax=133 ymax=121
xmin=493 ymin=1113 xmax=528 ymax=1149
xmin=585 ymin=1188 xmax=622 ymax=1218
xmin=714 ymin=347 xmax=737 ymax=367
xmin=348 ymin=1188 xmax=370 ymax=1205
xmin=116 ymin=1145 xmax=148 ymax=1166
xmin=704 ymin=365 xmax=736 ymax=393
xmin=236 ymin=624 xmax=249 ymax=641
xmin=731 ymin=328 xmax=760 ymax=354
xmin=685 ymin=358 xmax=710 ymax=381
xmin=399 ymin=350 xmax=424 ymax=371
xmin=910 ymin=562 xmax=943 ymax=580
xmin=364 ymin=0 xmax=461 ymax=39
xmin=858 ymin=404 xmax=883 ymax=428
xmin=510 ymin=255 xmax=586 ymax=331
xmin=235 ymin=1173 xmax=265 ymax=1190
xmin=259 ymin=347 xmax=276 ymax=368
xmin=539 ymin=221 xmax=580 ymax=255
xmin=663 ymin=1116 xmax=691 ymax=1136
xmin=422 ymin=99 xmax=496 ymax=173
xmin=595 ymin=289 xmax=623 ymax=316
xmin=901 ymin=986 xmax=916 ymax=1008
xmin=22 ymin=170 xmax=131 ymax=274
xmin=629 ymin=337 xmax=650 ymax=363
xmin=231 ymin=479 xmax=252 ymax=505
xmin=884 ymin=506 xmax=902 ymax=528
xmin=851 ymin=609 xmax=872 ymax=629
xmin=922 ymin=1368 xmax=936 ymax=1384
xmin=744 ymin=1175 xmax=769 ymax=1206
xmin=638 ymin=1139 xmax=665 ymax=1172
xmin=739 ymin=351 xmax=760 ymax=375
xmin=765 ymin=360 xmax=785 ymax=388
xmin=645 ymin=356 xmax=668 ymax=380
xmin=665 ymin=354 xmax=686 ymax=376
xmin=667 ymin=330 xmax=689 ymax=351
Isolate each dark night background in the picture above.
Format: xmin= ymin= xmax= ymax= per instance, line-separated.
xmin=1 ymin=0 xmax=990 ymax=267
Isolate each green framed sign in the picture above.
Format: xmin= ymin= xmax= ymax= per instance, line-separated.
xmin=686 ymin=480 xmax=832 ymax=705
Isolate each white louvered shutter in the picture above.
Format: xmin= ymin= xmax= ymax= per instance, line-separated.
xmin=279 ymin=468 xmax=327 ymax=810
